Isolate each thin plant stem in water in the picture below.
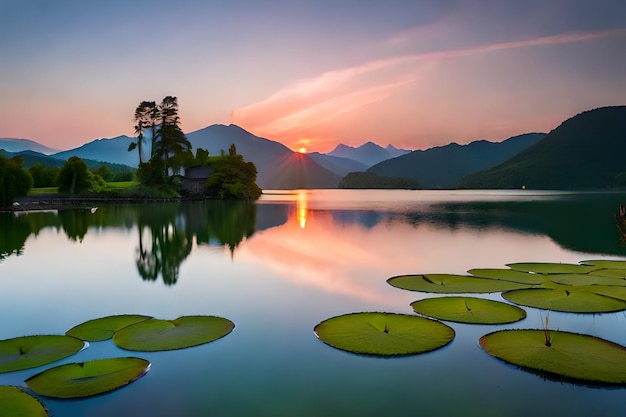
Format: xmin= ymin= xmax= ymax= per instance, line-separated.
xmin=541 ymin=312 xmax=551 ymax=347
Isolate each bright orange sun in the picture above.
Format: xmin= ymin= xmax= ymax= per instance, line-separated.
xmin=298 ymin=147 xmax=307 ymax=154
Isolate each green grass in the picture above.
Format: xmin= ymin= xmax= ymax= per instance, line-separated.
xmin=106 ymin=181 xmax=139 ymax=190
xmin=28 ymin=187 xmax=58 ymax=196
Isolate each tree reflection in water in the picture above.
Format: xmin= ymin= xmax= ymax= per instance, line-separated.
xmin=135 ymin=201 xmax=257 ymax=285
xmin=1 ymin=201 xmax=260 ymax=286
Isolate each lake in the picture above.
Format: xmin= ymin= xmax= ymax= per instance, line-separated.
xmin=2 ymin=189 xmax=626 ymax=417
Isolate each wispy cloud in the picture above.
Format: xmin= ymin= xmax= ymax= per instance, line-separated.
xmin=232 ymin=28 xmax=626 ymax=149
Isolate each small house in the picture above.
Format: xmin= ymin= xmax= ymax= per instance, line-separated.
xmin=181 ymin=166 xmax=214 ymax=194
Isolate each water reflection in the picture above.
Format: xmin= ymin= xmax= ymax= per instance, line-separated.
xmin=136 ymin=204 xmax=192 ymax=285
xmin=0 ymin=201 xmax=288 ymax=285
xmin=3 ymin=191 xmax=626 ymax=283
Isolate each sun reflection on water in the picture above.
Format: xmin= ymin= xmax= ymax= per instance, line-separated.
xmin=297 ymin=190 xmax=308 ymax=229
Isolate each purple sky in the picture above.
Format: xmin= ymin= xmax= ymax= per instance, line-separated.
xmin=1 ymin=0 xmax=625 ymax=152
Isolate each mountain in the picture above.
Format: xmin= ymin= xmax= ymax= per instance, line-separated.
xmin=0 ymin=149 xmax=134 ymax=171
xmin=328 ymin=142 xmax=411 ymax=167
xmin=186 ymin=124 xmax=341 ymax=189
xmin=0 ymin=138 xmax=60 ymax=155
xmin=307 ymin=152 xmax=368 ymax=177
xmin=367 ymin=133 xmax=545 ymax=189
xmin=51 ymin=135 xmax=139 ymax=167
xmin=0 ymin=149 xmax=66 ymax=168
xmin=460 ymin=106 xmax=626 ymax=189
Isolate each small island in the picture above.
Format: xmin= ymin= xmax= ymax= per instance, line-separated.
xmin=0 ymin=96 xmax=261 ymax=211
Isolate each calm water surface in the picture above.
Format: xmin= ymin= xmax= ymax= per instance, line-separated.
xmin=2 ymin=189 xmax=626 ymax=417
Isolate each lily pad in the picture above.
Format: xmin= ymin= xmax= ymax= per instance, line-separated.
xmin=387 ymin=274 xmax=531 ymax=294
xmin=480 ymin=329 xmax=626 ymax=385
xmin=66 ymin=315 xmax=153 ymax=341
xmin=0 ymin=386 xmax=48 ymax=417
xmin=411 ymin=297 xmax=526 ymax=324
xmin=467 ymin=268 xmax=545 ymax=285
xmin=588 ymin=269 xmax=626 ymax=279
xmin=586 ymin=285 xmax=626 ymax=301
xmin=502 ymin=288 xmax=626 ymax=313
xmin=25 ymin=357 xmax=150 ymax=399
xmin=506 ymin=262 xmax=598 ymax=274
xmin=546 ymin=273 xmax=626 ymax=287
xmin=113 ymin=315 xmax=235 ymax=351
xmin=0 ymin=335 xmax=84 ymax=373
xmin=313 ymin=312 xmax=455 ymax=356
xmin=581 ymin=260 xmax=626 ymax=269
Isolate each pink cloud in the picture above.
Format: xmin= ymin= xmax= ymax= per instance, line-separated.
xmin=231 ymin=28 xmax=626 ymax=151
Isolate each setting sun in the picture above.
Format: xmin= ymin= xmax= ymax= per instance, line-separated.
xmin=298 ymin=147 xmax=307 ymax=154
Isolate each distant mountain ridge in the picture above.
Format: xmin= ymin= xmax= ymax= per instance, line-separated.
xmin=307 ymin=152 xmax=368 ymax=177
xmin=51 ymin=135 xmax=139 ymax=167
xmin=0 ymin=138 xmax=60 ymax=155
xmin=328 ymin=142 xmax=411 ymax=167
xmin=7 ymin=106 xmax=625 ymax=191
xmin=367 ymin=133 xmax=546 ymax=188
xmin=460 ymin=106 xmax=626 ymax=189
xmin=0 ymin=149 xmax=134 ymax=171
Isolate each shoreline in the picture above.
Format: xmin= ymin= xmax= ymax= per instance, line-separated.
xmin=2 ymin=194 xmax=205 ymax=213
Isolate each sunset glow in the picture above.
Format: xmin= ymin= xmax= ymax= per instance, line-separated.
xmin=0 ymin=3 xmax=624 ymax=152
xmin=298 ymin=147 xmax=307 ymax=154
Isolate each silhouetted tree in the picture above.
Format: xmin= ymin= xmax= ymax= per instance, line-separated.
xmin=133 ymin=96 xmax=192 ymax=184
xmin=129 ymin=100 xmax=157 ymax=165
xmin=0 ymin=155 xmax=33 ymax=206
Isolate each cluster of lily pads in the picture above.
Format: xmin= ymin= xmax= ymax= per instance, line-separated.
xmin=313 ymin=259 xmax=626 ymax=386
xmin=0 ymin=314 xmax=234 ymax=416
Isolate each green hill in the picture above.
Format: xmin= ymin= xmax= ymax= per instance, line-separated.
xmin=460 ymin=106 xmax=626 ymax=189
xmin=367 ymin=133 xmax=544 ymax=189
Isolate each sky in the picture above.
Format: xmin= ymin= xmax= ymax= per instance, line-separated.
xmin=1 ymin=1 xmax=625 ymax=153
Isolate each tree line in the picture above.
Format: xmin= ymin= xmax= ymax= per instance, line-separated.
xmin=0 ymin=154 xmax=131 ymax=206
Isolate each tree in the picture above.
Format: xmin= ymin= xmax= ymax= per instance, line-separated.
xmin=0 ymin=155 xmax=33 ymax=206
xmin=156 ymin=96 xmax=192 ymax=176
xmin=57 ymin=156 xmax=95 ymax=194
xmin=129 ymin=101 xmax=157 ymax=165
xmin=204 ymin=148 xmax=262 ymax=200
xmin=194 ymin=148 xmax=210 ymax=166
xmin=133 ymin=96 xmax=192 ymax=184
xmin=29 ymin=163 xmax=59 ymax=188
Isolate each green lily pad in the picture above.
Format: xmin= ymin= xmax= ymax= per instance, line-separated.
xmin=506 ymin=262 xmax=598 ymax=274
xmin=313 ymin=312 xmax=455 ymax=356
xmin=0 ymin=386 xmax=48 ymax=417
xmin=502 ymin=288 xmax=626 ymax=313
xmin=387 ymin=274 xmax=531 ymax=294
xmin=113 ymin=316 xmax=235 ymax=351
xmin=546 ymin=273 xmax=626 ymax=287
xmin=25 ymin=357 xmax=150 ymax=399
xmin=467 ymin=268 xmax=545 ymax=285
xmin=588 ymin=269 xmax=626 ymax=279
xmin=586 ymin=285 xmax=626 ymax=301
xmin=480 ymin=329 xmax=626 ymax=385
xmin=411 ymin=297 xmax=526 ymax=324
xmin=0 ymin=335 xmax=84 ymax=373
xmin=581 ymin=260 xmax=626 ymax=269
xmin=66 ymin=315 xmax=153 ymax=342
